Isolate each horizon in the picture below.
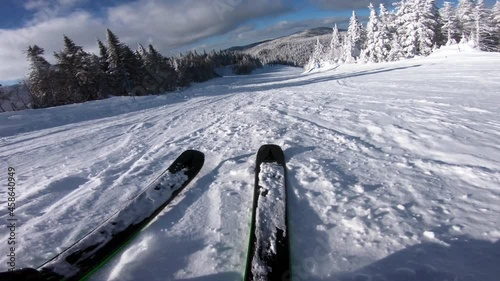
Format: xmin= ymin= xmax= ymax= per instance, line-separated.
xmin=0 ymin=0 xmax=496 ymax=85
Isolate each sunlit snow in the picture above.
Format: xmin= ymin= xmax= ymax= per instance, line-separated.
xmin=0 ymin=46 xmax=499 ymax=281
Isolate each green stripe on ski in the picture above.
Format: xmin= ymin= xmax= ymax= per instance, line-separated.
xmin=79 ymin=222 xmax=147 ymax=281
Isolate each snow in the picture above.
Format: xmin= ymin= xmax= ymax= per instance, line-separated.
xmin=252 ymin=162 xmax=286 ymax=279
xmin=41 ymin=168 xmax=189 ymax=277
xmin=0 ymin=48 xmax=499 ymax=281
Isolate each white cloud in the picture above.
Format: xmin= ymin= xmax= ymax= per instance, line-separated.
xmin=310 ymin=0 xmax=393 ymax=10
xmin=0 ymin=0 xmax=292 ymax=81
xmin=0 ymin=11 xmax=103 ymax=81
xmin=24 ymin=0 xmax=87 ymax=10
xmin=226 ymin=16 xmax=351 ymax=45
xmin=106 ymin=0 xmax=292 ymax=48
xmin=24 ymin=0 xmax=49 ymax=10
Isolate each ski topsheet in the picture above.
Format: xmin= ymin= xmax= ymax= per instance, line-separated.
xmin=4 ymin=150 xmax=204 ymax=281
xmin=244 ymin=144 xmax=290 ymax=281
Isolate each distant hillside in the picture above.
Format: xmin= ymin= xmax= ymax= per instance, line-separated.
xmin=228 ymin=27 xmax=346 ymax=67
xmin=226 ymin=39 xmax=273 ymax=52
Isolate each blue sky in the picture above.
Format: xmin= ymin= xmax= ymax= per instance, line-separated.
xmin=0 ymin=0 xmax=496 ymax=85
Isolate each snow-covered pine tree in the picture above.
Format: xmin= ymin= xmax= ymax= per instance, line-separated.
xmin=475 ymin=0 xmax=497 ymax=51
xmin=26 ymin=45 xmax=53 ymax=108
xmin=53 ymin=35 xmax=93 ymax=103
xmin=174 ymin=51 xmax=219 ymax=87
xmin=142 ymin=44 xmax=177 ymax=92
xmin=379 ymin=3 xmax=396 ymax=33
xmin=343 ymin=11 xmax=365 ymax=63
xmin=396 ymin=0 xmax=419 ymax=58
xmin=305 ymin=38 xmax=325 ymax=70
xmin=492 ymin=1 xmax=500 ymax=50
xmin=377 ymin=3 xmax=393 ymax=62
xmin=388 ymin=37 xmax=405 ymax=61
xmin=493 ymin=1 xmax=500 ymax=26
xmin=97 ymin=39 xmax=110 ymax=73
xmin=456 ymin=0 xmax=476 ymax=42
xmin=233 ymin=54 xmax=263 ymax=74
xmin=416 ymin=0 xmax=441 ymax=55
xmin=136 ymin=43 xmax=148 ymax=61
xmin=105 ymin=29 xmax=144 ymax=96
xmin=395 ymin=0 xmax=439 ymax=57
xmin=363 ymin=3 xmax=382 ymax=63
xmin=440 ymin=1 xmax=460 ymax=45
xmin=94 ymin=38 xmax=113 ymax=97
xmin=106 ymin=29 xmax=128 ymax=95
xmin=327 ymin=24 xmax=343 ymax=64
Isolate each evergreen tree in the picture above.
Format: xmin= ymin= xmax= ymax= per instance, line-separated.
xmin=475 ymin=0 xmax=497 ymax=51
xmin=491 ymin=1 xmax=500 ymax=50
xmin=137 ymin=43 xmax=148 ymax=60
xmin=343 ymin=11 xmax=365 ymax=63
xmin=440 ymin=1 xmax=460 ymax=45
xmin=417 ymin=0 xmax=441 ymax=55
xmin=388 ymin=37 xmax=405 ymax=61
xmin=395 ymin=0 xmax=440 ymax=57
xmin=456 ymin=0 xmax=476 ymax=40
xmin=105 ymin=29 xmax=144 ymax=96
xmin=379 ymin=3 xmax=397 ymax=61
xmin=363 ymin=3 xmax=382 ymax=62
xmin=53 ymin=35 xmax=89 ymax=102
xmin=232 ymin=54 xmax=263 ymax=74
xmin=174 ymin=51 xmax=219 ymax=87
xmin=26 ymin=45 xmax=53 ymax=108
xmin=306 ymin=38 xmax=325 ymax=70
xmin=97 ymin=39 xmax=110 ymax=73
xmin=328 ymin=24 xmax=343 ymax=63
xmin=379 ymin=3 xmax=396 ymax=33
xmin=95 ymin=38 xmax=112 ymax=97
xmin=493 ymin=1 xmax=500 ymax=25
xmin=141 ymin=44 xmax=177 ymax=92
xmin=106 ymin=29 xmax=127 ymax=95
xmin=396 ymin=0 xmax=419 ymax=58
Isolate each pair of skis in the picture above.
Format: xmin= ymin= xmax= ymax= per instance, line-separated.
xmin=1 ymin=145 xmax=290 ymax=281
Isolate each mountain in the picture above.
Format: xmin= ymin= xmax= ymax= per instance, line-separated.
xmin=228 ymin=27 xmax=346 ymax=67
xmin=225 ymin=39 xmax=273 ymax=52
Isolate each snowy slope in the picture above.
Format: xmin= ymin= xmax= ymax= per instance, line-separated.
xmin=241 ymin=27 xmax=338 ymax=66
xmin=1 ymin=46 xmax=499 ymax=281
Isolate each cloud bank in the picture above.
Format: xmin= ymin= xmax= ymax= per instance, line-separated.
xmin=0 ymin=0 xmax=382 ymax=82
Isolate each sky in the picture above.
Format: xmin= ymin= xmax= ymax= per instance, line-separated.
xmin=0 ymin=0 xmax=496 ymax=85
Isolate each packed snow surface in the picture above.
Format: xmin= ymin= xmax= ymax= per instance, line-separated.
xmin=1 ymin=46 xmax=499 ymax=280
xmin=43 ymin=169 xmax=188 ymax=277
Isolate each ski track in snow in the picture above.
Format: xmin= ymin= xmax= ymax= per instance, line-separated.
xmin=0 ymin=47 xmax=499 ymax=280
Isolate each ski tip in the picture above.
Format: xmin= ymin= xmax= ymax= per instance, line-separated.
xmin=182 ymin=149 xmax=205 ymax=161
xmin=186 ymin=149 xmax=205 ymax=166
xmin=168 ymin=150 xmax=205 ymax=175
xmin=256 ymin=144 xmax=285 ymax=166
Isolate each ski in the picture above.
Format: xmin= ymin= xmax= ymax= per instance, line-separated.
xmin=244 ymin=144 xmax=290 ymax=281
xmin=1 ymin=150 xmax=204 ymax=281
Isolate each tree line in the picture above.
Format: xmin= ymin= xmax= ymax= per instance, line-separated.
xmin=26 ymin=29 xmax=262 ymax=109
xmin=306 ymin=0 xmax=500 ymax=69
xmin=15 ymin=0 xmax=500 ymax=110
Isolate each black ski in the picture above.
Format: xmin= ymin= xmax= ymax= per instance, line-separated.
xmin=1 ymin=150 xmax=204 ymax=281
xmin=244 ymin=144 xmax=290 ymax=281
